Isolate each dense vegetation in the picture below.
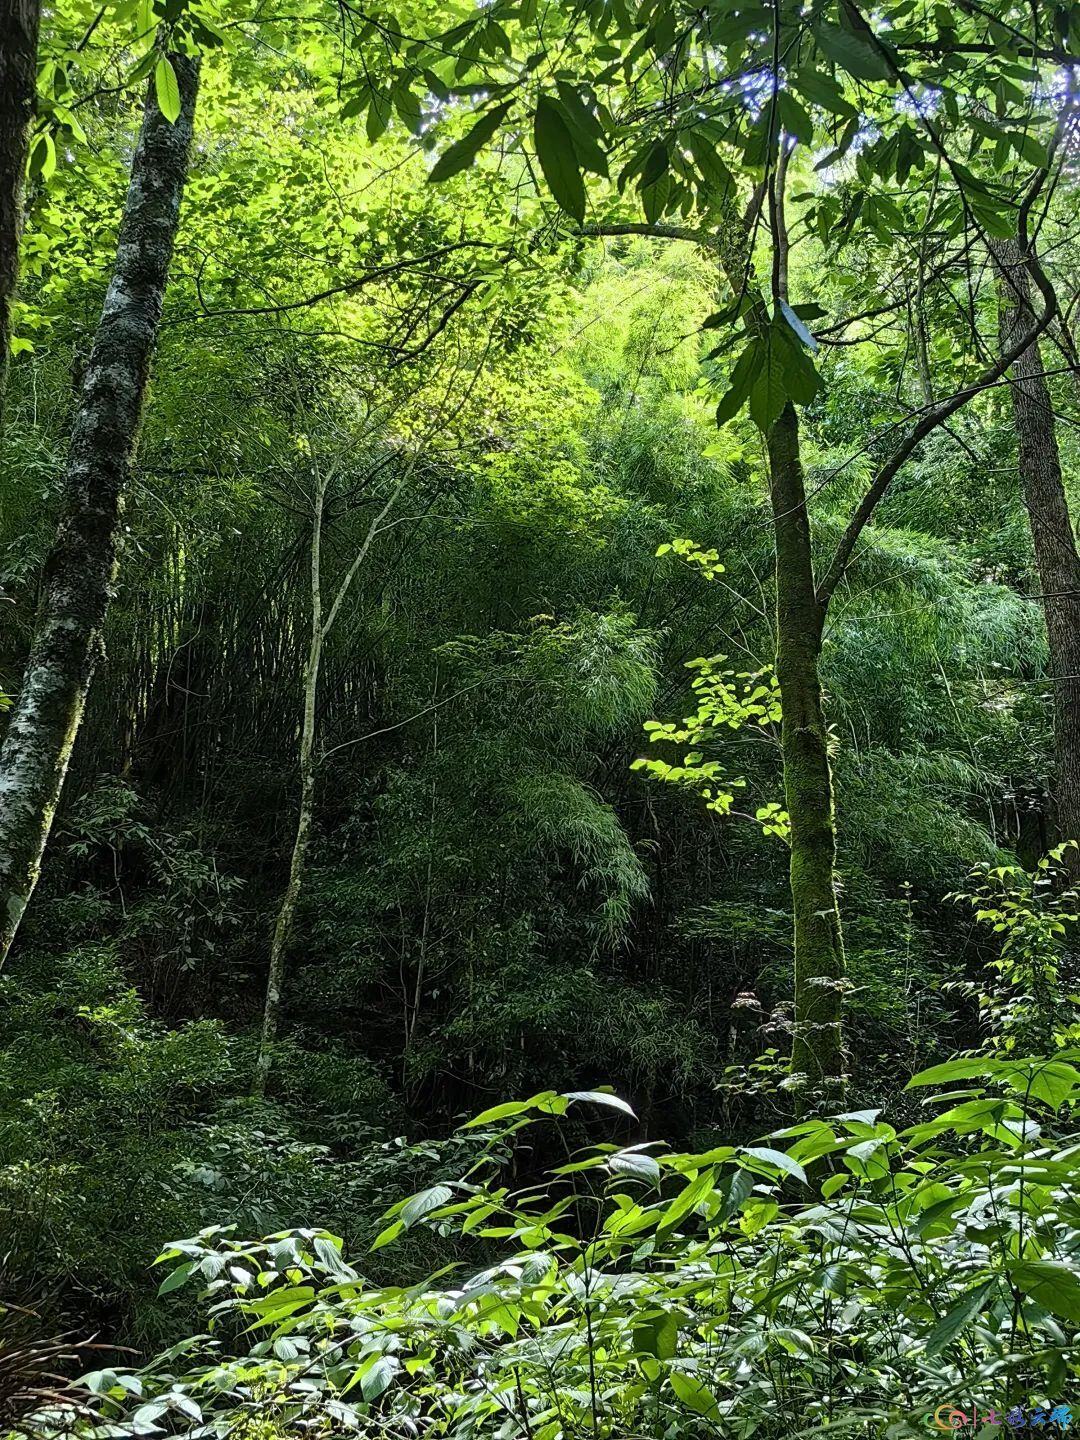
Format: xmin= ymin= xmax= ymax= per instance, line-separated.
xmin=2 ymin=0 xmax=1080 ymax=1433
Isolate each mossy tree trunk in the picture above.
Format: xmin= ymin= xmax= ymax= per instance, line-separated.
xmin=0 ymin=0 xmax=41 ymax=431
xmin=0 ymin=53 xmax=200 ymax=968
xmin=992 ymin=236 xmax=1080 ymax=858
xmin=766 ymin=403 xmax=845 ymax=1085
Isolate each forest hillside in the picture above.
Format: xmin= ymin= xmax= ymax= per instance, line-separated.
xmin=2 ymin=0 xmax=1080 ymax=1435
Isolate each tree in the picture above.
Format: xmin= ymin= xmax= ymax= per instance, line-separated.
xmin=0 ymin=0 xmax=42 ymax=432
xmin=254 ymin=355 xmax=494 ymax=1092
xmin=253 ymin=425 xmax=428 ymax=1094
xmin=0 ymin=49 xmax=199 ymax=968
xmin=395 ymin=0 xmax=1066 ymax=1088
xmin=992 ymin=235 xmax=1080 ymax=860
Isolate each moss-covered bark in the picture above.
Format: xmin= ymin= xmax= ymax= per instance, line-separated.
xmin=0 ymin=54 xmax=199 ymax=967
xmin=767 ymin=403 xmax=845 ymax=1086
xmin=0 ymin=0 xmax=41 ymax=430
xmin=704 ymin=196 xmax=848 ymax=1089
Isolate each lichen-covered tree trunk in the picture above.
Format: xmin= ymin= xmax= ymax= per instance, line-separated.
xmin=0 ymin=54 xmax=199 ymax=967
xmin=0 ymin=0 xmax=41 ymax=430
xmin=767 ymin=403 xmax=846 ymax=1087
xmin=992 ymin=237 xmax=1080 ymax=856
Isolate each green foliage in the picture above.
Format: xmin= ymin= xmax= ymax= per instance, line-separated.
xmin=45 ymin=1061 xmax=1080 ymax=1440
xmin=949 ymin=845 xmax=1080 ymax=1054
xmin=4 ymin=0 xmax=1079 ymax=1362
xmin=634 ymin=653 xmax=787 ymax=835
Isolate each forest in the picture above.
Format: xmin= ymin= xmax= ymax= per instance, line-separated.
xmin=2 ymin=0 xmax=1080 ymax=1433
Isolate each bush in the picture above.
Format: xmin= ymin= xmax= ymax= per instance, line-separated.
xmin=43 ymin=1062 xmax=1080 ymax=1439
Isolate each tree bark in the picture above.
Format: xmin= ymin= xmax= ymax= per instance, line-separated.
xmin=767 ymin=403 xmax=846 ymax=1086
xmin=0 ymin=0 xmax=41 ymax=431
xmin=992 ymin=236 xmax=1080 ymax=856
xmin=0 ymin=53 xmax=200 ymax=968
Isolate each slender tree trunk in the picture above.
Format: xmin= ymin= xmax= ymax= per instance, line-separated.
xmin=767 ymin=403 xmax=846 ymax=1086
xmin=714 ymin=174 xmax=847 ymax=1091
xmin=0 ymin=0 xmax=41 ymax=431
xmin=252 ymin=431 xmax=433 ymax=1092
xmin=768 ymin=165 xmax=845 ymax=1089
xmin=254 ymin=473 xmax=325 ymax=1096
xmin=992 ymin=236 xmax=1080 ymax=855
xmin=0 ymin=54 xmax=199 ymax=967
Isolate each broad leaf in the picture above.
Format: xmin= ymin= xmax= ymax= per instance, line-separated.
xmin=1010 ymin=1260 xmax=1080 ymax=1325
xmin=534 ymin=95 xmax=586 ymax=223
xmin=154 ymin=57 xmax=181 ymax=124
xmin=742 ymin=1146 xmax=808 ymax=1185
xmin=815 ymin=22 xmax=893 ymax=81
xmin=563 ymin=1089 xmax=636 ymax=1117
xmin=402 ymin=1184 xmax=454 ymax=1228
xmin=670 ymin=1372 xmax=720 ymax=1422
xmin=925 ymin=1280 xmax=995 ymax=1356
xmin=429 ymin=102 xmax=513 ymax=182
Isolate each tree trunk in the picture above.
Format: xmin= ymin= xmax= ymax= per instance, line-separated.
xmin=0 ymin=0 xmax=41 ymax=431
xmin=992 ymin=236 xmax=1080 ymax=855
xmin=767 ymin=403 xmax=846 ymax=1088
xmin=254 ymin=471 xmax=325 ymax=1096
xmin=0 ymin=54 xmax=199 ymax=968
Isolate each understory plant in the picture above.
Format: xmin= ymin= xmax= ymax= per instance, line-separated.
xmin=38 ymin=1064 xmax=1080 ymax=1440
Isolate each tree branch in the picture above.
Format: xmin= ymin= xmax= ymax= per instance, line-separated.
xmin=817 ymin=272 xmax=1058 ymax=606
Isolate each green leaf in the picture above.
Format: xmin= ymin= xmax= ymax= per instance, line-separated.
xmin=429 ymin=101 xmax=513 ymax=182
xmin=641 ymin=170 xmax=671 ymax=225
xmin=905 ymin=1058 xmax=995 ymax=1089
xmin=659 ymin=1167 xmax=717 ymax=1231
xmin=361 ymin=1354 xmax=398 ymax=1401
xmin=609 ymin=1149 xmax=661 ymax=1183
xmin=534 ymin=95 xmax=586 ymax=223
xmin=968 ymin=192 xmax=1017 ymax=239
xmin=715 ymin=341 xmax=763 ymax=425
xmin=791 ymin=302 xmax=829 ymax=322
xmin=634 ymin=1309 xmax=678 ymax=1359
xmin=29 ymin=131 xmax=56 ymax=181
xmin=670 ymin=1372 xmax=721 ymax=1422
xmin=154 ymin=56 xmax=182 ymax=124
xmin=554 ymin=84 xmax=608 ymax=176
xmin=815 ymin=22 xmax=893 ymax=80
xmin=925 ymin=1280 xmax=995 ymax=1356
xmin=719 ymin=1166 xmax=755 ymax=1221
xmin=563 ymin=1089 xmax=636 ymax=1117
xmin=314 ymin=1235 xmax=356 ymax=1279
xmin=637 ymin=140 xmax=669 ymax=191
xmin=741 ymin=1146 xmax=808 ymax=1185
xmin=778 ymin=92 xmax=814 ymax=146
xmin=793 ymin=67 xmax=858 ymax=120
xmin=749 ymin=336 xmax=791 ymax=432
xmin=366 ymin=90 xmax=390 ymax=144
xmin=1010 ymin=1260 xmax=1080 ymax=1324
xmin=465 ymin=1098 xmax=532 ymax=1127
xmin=1007 ymin=1061 xmax=1080 ymax=1111
xmin=393 ymin=85 xmax=423 ymax=135
xmin=1008 ymin=130 xmax=1049 ymax=168
xmin=402 ymin=1184 xmax=454 ymax=1228
xmin=686 ymin=132 xmax=734 ymax=200
xmin=157 ymin=1260 xmax=198 ymax=1296
xmin=370 ymin=1218 xmax=404 ymax=1251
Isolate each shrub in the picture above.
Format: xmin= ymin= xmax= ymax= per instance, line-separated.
xmin=42 ymin=1063 xmax=1080 ymax=1440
